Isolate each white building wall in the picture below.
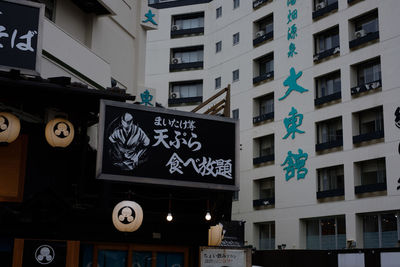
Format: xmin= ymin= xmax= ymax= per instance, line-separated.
xmin=145 ymin=0 xmax=400 ymax=249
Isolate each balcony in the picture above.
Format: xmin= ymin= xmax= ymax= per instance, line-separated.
xmin=171 ymin=27 xmax=204 ymax=38
xmin=313 ymin=46 xmax=340 ymax=62
xmin=253 ymin=112 xmax=274 ymax=124
xmin=315 ymin=137 xmax=343 ymax=152
xmin=312 ymin=1 xmax=338 ymax=20
xmin=353 ymin=130 xmax=384 ymax=144
xmin=253 ymin=0 xmax=271 ymax=9
xmin=253 ymin=31 xmax=273 ymax=47
xmin=349 ymin=31 xmax=379 ymax=49
xmin=253 ymin=197 xmax=275 ymax=207
xmin=317 ymin=188 xmax=344 ymax=199
xmin=315 ymin=91 xmax=341 ymax=106
xmin=351 ymin=79 xmax=381 ymax=95
xmin=253 ymin=154 xmax=274 ymax=165
xmin=169 ymin=61 xmax=203 ymax=72
xmin=168 ymin=96 xmax=202 ymax=105
xmin=348 ymin=0 xmax=363 ymax=5
xmin=253 ymin=71 xmax=274 ymax=85
xmin=355 ymin=182 xmax=386 ymax=194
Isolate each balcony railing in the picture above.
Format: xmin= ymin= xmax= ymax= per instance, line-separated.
xmin=253 ymin=197 xmax=275 ymax=207
xmin=349 ymin=31 xmax=379 ymax=49
xmin=351 ymin=79 xmax=381 ymax=95
xmin=355 ymin=182 xmax=386 ymax=194
xmin=353 ymin=130 xmax=384 ymax=144
xmin=169 ymin=61 xmax=203 ymax=72
xmin=313 ymin=46 xmax=340 ymax=62
xmin=315 ymin=137 xmax=343 ymax=151
xmin=253 ymin=112 xmax=274 ymax=124
xmin=253 ymin=0 xmax=271 ymax=9
xmin=253 ymin=71 xmax=274 ymax=85
xmin=314 ymin=91 xmax=341 ymax=106
xmin=317 ymin=188 xmax=344 ymax=199
xmin=253 ymin=154 xmax=274 ymax=165
xmin=253 ymin=31 xmax=273 ymax=47
xmin=168 ymin=96 xmax=202 ymax=105
xmin=312 ymin=1 xmax=338 ymax=20
xmin=348 ymin=0 xmax=363 ymax=5
xmin=171 ymin=27 xmax=204 ymax=38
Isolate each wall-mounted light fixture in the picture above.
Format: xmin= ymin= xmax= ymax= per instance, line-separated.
xmin=0 ymin=112 xmax=20 ymax=143
xmin=45 ymin=117 xmax=74 ymax=147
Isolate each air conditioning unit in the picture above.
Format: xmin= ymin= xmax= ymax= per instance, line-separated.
xmin=171 ymin=58 xmax=182 ymax=64
xmin=355 ymin=29 xmax=366 ymax=39
xmin=255 ymin=30 xmax=265 ymax=38
xmin=171 ymin=24 xmax=180 ymax=31
xmin=316 ymin=2 xmax=326 ymax=10
xmin=170 ymin=92 xmax=180 ymax=99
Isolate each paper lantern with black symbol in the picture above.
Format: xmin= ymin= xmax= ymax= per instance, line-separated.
xmin=0 ymin=112 xmax=20 ymax=143
xmin=45 ymin=118 xmax=74 ymax=147
xmin=112 ymin=200 xmax=143 ymax=232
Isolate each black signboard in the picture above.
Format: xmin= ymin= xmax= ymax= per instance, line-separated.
xmin=0 ymin=0 xmax=44 ymax=74
xmin=97 ymin=100 xmax=238 ymax=191
xmin=22 ymin=240 xmax=66 ymax=267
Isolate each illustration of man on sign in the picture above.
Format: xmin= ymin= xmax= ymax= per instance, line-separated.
xmin=108 ymin=113 xmax=150 ymax=171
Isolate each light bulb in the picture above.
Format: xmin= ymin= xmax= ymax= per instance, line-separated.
xmin=205 ymin=211 xmax=211 ymax=221
xmin=166 ymin=212 xmax=173 ymax=221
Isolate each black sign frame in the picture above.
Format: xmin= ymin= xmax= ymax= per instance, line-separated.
xmin=96 ymin=100 xmax=239 ymax=191
xmin=0 ymin=0 xmax=44 ymax=75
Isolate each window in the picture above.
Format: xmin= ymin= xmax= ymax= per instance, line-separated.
xmin=172 ymin=13 xmax=204 ymax=31
xmin=253 ymin=94 xmax=274 ymax=124
xmin=259 ymin=178 xmax=274 ymax=199
xmin=216 ymin=41 xmax=222 ymax=53
xmin=357 ymin=59 xmax=381 ymax=86
xmin=169 ymin=80 xmax=203 ymax=104
xmin=350 ymin=10 xmax=379 ymax=49
xmin=314 ymin=26 xmax=339 ymax=61
xmin=233 ymin=32 xmax=240 ymax=45
xmin=33 ymin=0 xmax=56 ymax=21
xmin=354 ymin=10 xmax=379 ymax=35
xmin=317 ymin=165 xmax=344 ymax=193
xmin=215 ymin=77 xmax=221 ymax=89
xmin=232 ymin=69 xmax=239 ymax=82
xmin=253 ymin=54 xmax=274 ymax=84
xmin=316 ymin=117 xmax=342 ymax=147
xmin=306 ymin=216 xmax=346 ymax=249
xmin=258 ymin=222 xmax=275 ymax=250
xmin=355 ymin=106 xmax=383 ymax=136
xmin=259 ymin=96 xmax=274 ymax=117
xmin=233 ymin=0 xmax=240 ymax=9
xmin=216 ymin=6 xmax=222 ymax=19
xmin=315 ymin=71 xmax=341 ymax=99
xmin=253 ymin=134 xmax=274 ymax=165
xmin=253 ymin=14 xmax=273 ymax=46
xmin=314 ymin=0 xmax=338 ymax=10
xmin=170 ymin=46 xmax=204 ymax=71
xmin=362 ymin=212 xmax=400 ymax=248
xmin=359 ymin=158 xmax=386 ymax=186
xmin=171 ymin=12 xmax=204 ymax=37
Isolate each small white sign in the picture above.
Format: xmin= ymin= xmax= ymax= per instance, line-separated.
xmin=200 ymin=248 xmax=246 ymax=267
xmin=338 ymin=253 xmax=365 ymax=267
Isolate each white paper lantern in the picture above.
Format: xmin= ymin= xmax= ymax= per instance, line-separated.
xmin=0 ymin=112 xmax=20 ymax=143
xmin=45 ymin=118 xmax=74 ymax=147
xmin=112 ymin=200 xmax=143 ymax=232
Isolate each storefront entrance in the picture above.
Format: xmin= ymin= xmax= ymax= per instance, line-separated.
xmin=12 ymin=239 xmax=189 ymax=267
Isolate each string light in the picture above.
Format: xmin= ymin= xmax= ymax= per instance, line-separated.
xmin=205 ymin=199 xmax=211 ymax=221
xmin=166 ymin=194 xmax=173 ymax=222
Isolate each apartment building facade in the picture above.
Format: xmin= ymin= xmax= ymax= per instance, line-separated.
xmin=146 ymin=0 xmax=400 ymax=250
